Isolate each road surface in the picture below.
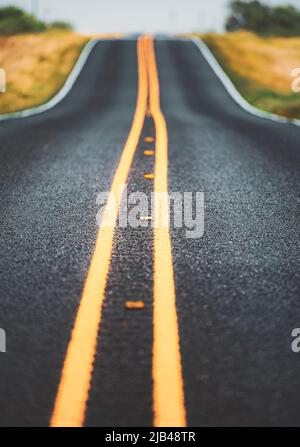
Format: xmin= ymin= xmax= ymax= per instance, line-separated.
xmin=0 ymin=36 xmax=299 ymax=427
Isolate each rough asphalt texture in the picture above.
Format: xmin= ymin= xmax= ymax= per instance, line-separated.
xmin=0 ymin=39 xmax=299 ymax=427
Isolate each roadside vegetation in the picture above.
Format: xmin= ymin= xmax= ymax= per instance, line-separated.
xmin=202 ymin=31 xmax=300 ymax=119
xmin=0 ymin=31 xmax=88 ymax=114
xmin=200 ymin=1 xmax=300 ymax=119
xmin=226 ymin=0 xmax=300 ymax=37
xmin=0 ymin=6 xmax=73 ymax=35
xmin=0 ymin=6 xmax=88 ymax=114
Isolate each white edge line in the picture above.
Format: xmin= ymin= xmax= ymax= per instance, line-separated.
xmin=0 ymin=38 xmax=100 ymax=122
xmin=192 ymin=37 xmax=300 ymax=128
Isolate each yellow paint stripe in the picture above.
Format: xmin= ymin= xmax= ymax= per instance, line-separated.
xmin=144 ymin=150 xmax=155 ymax=156
xmin=144 ymin=173 xmax=154 ymax=179
xmin=144 ymin=136 xmax=154 ymax=143
xmin=125 ymin=301 xmax=145 ymax=310
xmin=145 ymin=36 xmax=187 ymax=427
xmin=50 ymin=38 xmax=148 ymax=427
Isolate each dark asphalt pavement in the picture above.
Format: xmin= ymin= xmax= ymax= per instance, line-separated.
xmin=0 ymin=38 xmax=299 ymax=427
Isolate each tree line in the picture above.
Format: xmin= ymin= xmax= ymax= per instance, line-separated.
xmin=0 ymin=6 xmax=72 ymax=35
xmin=226 ymin=1 xmax=300 ymax=36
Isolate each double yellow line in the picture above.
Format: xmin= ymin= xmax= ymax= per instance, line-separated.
xmin=50 ymin=36 xmax=186 ymax=428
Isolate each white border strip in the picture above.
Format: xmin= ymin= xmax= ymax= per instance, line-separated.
xmin=0 ymin=38 xmax=99 ymax=122
xmin=192 ymin=37 xmax=300 ymax=127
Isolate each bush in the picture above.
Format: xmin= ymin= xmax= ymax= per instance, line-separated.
xmin=0 ymin=6 xmax=46 ymax=35
xmin=0 ymin=6 xmax=24 ymax=21
xmin=49 ymin=21 xmax=73 ymax=31
xmin=226 ymin=1 xmax=300 ymax=37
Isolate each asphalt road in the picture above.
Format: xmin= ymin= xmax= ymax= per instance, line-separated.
xmin=0 ymin=38 xmax=299 ymax=427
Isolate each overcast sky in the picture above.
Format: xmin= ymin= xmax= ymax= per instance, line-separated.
xmin=0 ymin=0 xmax=299 ymax=33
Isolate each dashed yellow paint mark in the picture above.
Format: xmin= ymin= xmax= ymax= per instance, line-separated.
xmin=144 ymin=173 xmax=154 ymax=179
xmin=140 ymin=215 xmax=152 ymax=221
xmin=144 ymin=136 xmax=154 ymax=143
xmin=144 ymin=150 xmax=155 ymax=156
xmin=125 ymin=301 xmax=145 ymax=310
xmin=50 ymin=37 xmax=149 ymax=428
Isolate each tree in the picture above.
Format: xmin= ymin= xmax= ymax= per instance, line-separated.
xmin=226 ymin=0 xmax=300 ymax=37
xmin=0 ymin=6 xmax=46 ymax=35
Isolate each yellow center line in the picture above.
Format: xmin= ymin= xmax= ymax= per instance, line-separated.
xmin=50 ymin=37 xmax=148 ymax=427
xmin=50 ymin=35 xmax=186 ymax=428
xmin=145 ymin=36 xmax=187 ymax=427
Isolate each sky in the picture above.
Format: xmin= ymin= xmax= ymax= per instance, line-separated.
xmin=0 ymin=0 xmax=299 ymax=34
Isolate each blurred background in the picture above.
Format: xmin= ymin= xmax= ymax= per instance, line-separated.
xmin=1 ymin=0 xmax=300 ymax=119
xmin=0 ymin=0 xmax=299 ymax=34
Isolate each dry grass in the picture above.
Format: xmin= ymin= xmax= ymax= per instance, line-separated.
xmin=201 ymin=31 xmax=300 ymax=119
xmin=0 ymin=30 xmax=89 ymax=114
